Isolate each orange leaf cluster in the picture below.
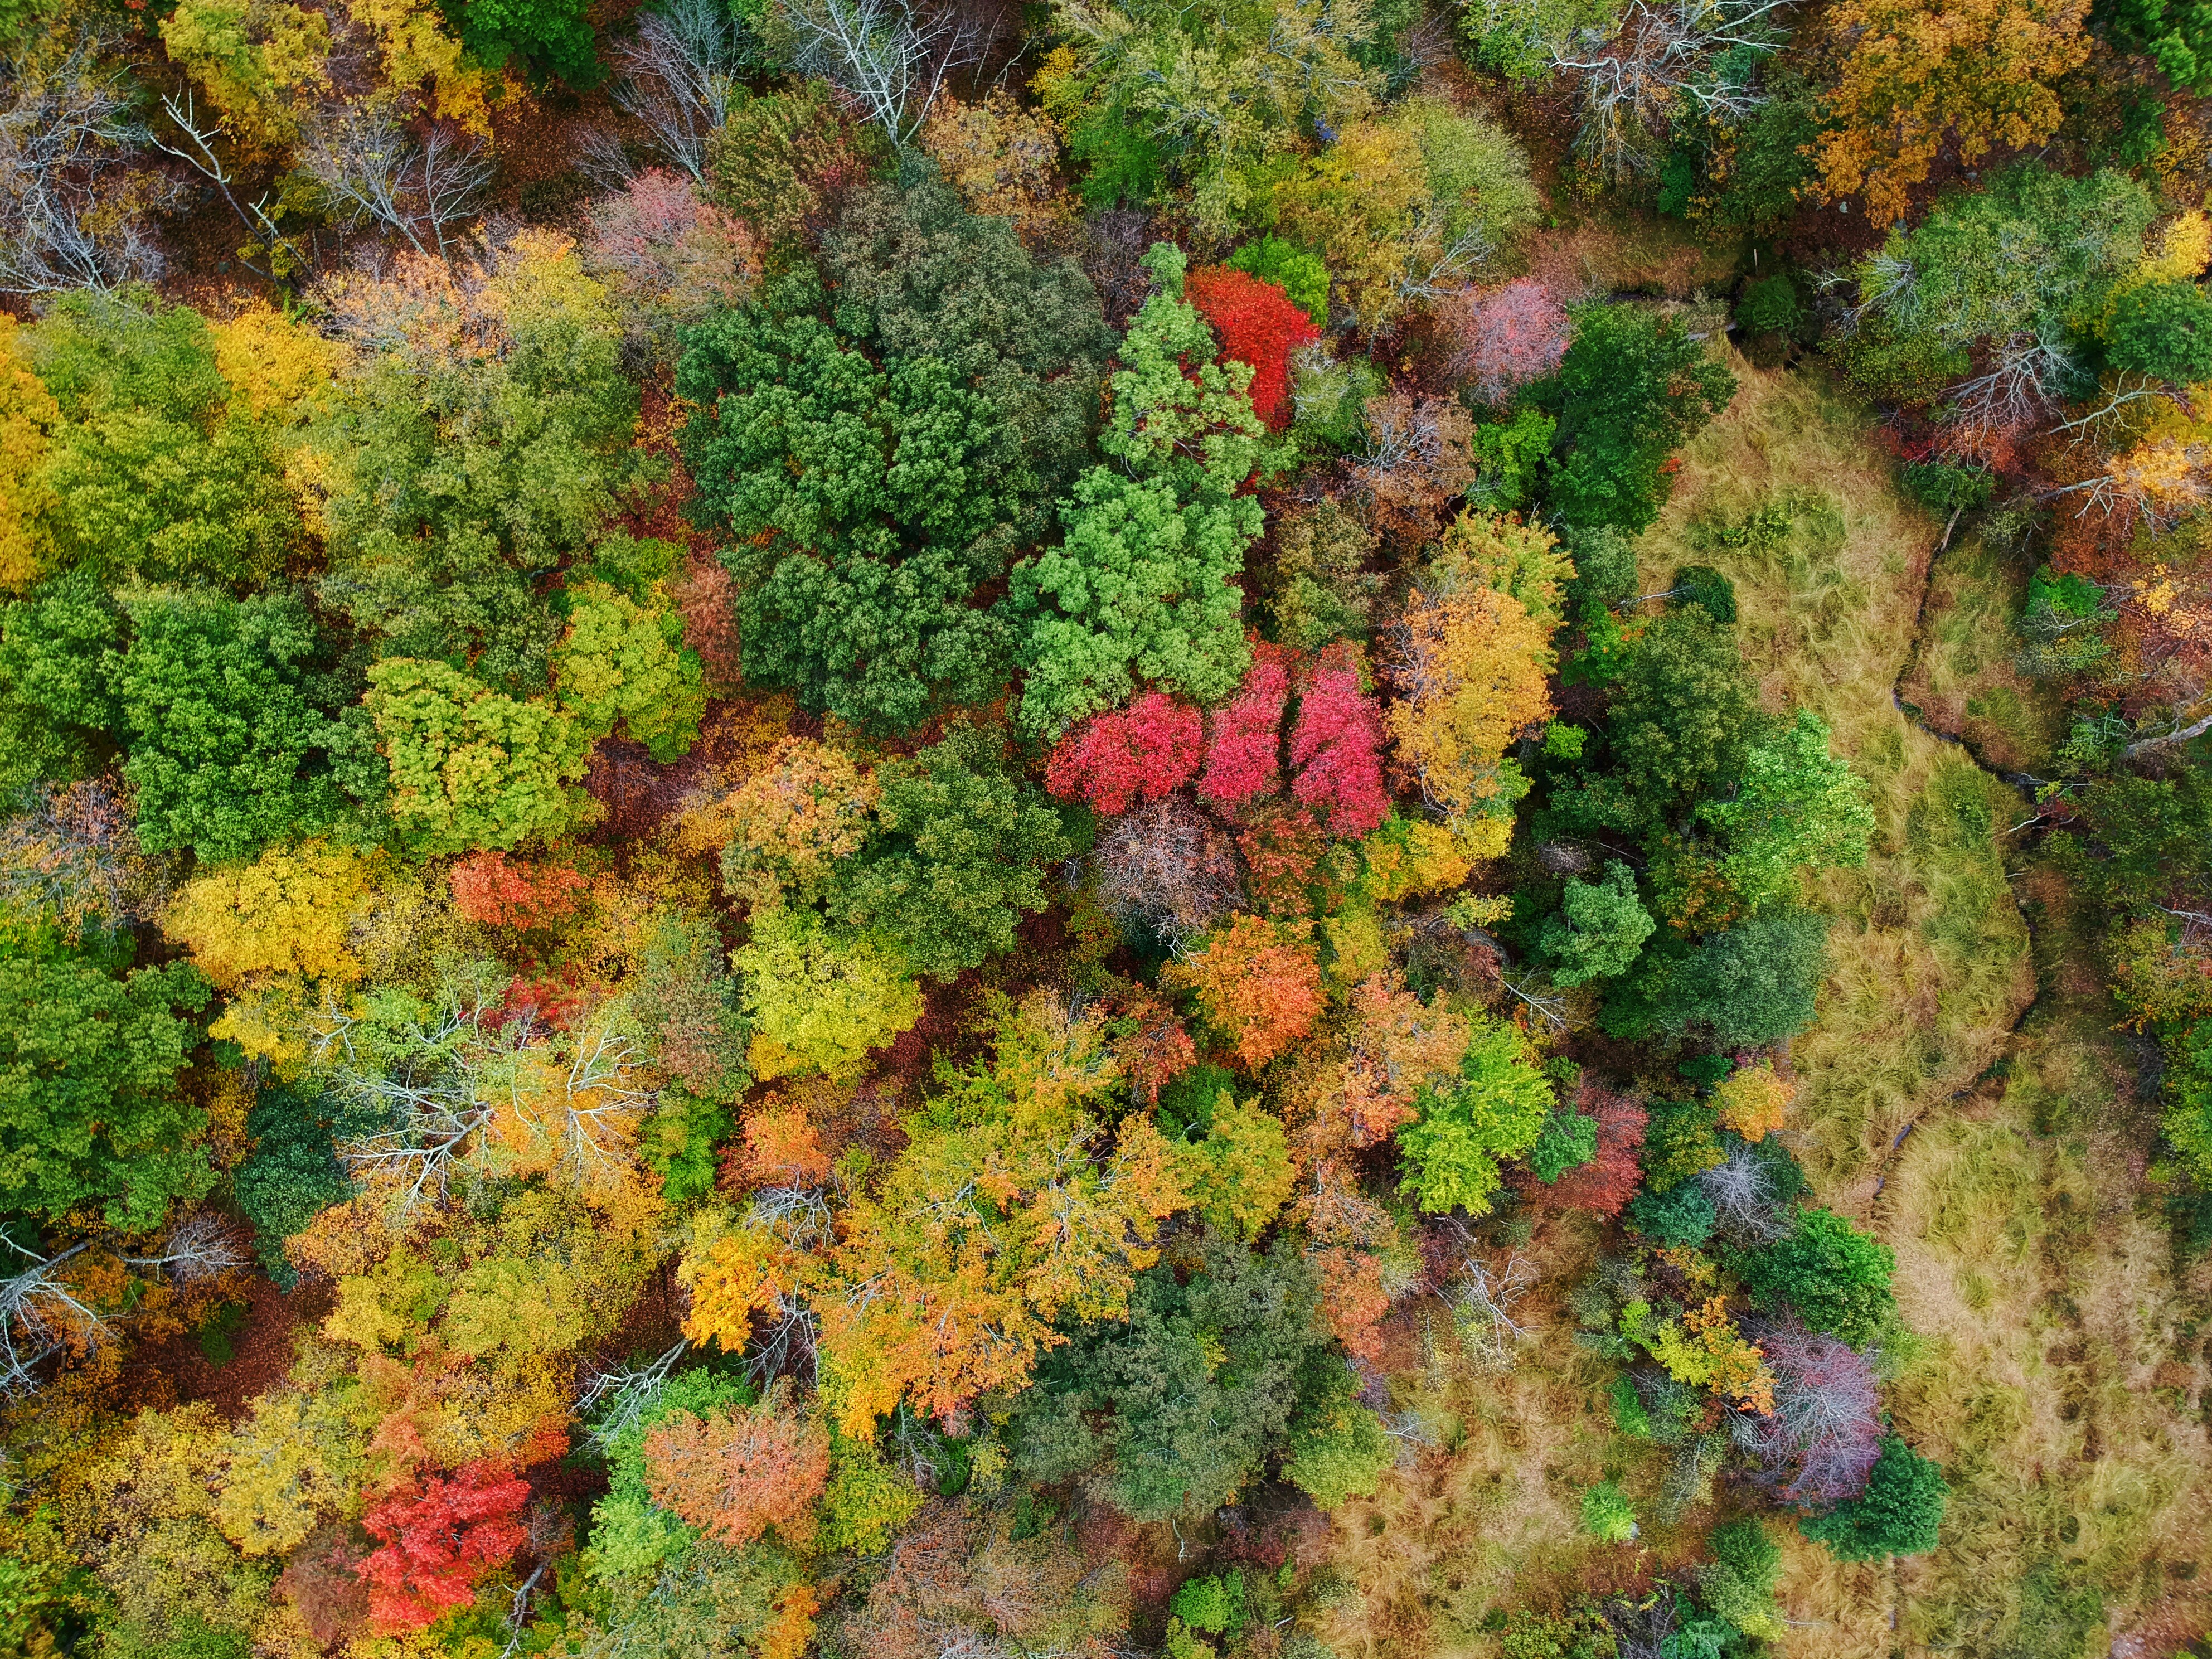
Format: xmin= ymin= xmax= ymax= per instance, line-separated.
xmin=1165 ymin=914 xmax=1327 ymax=1070
xmin=643 ymin=1393 xmax=831 ymax=1549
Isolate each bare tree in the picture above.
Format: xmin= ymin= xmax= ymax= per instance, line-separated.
xmin=126 ymin=1212 xmax=251 ymax=1283
xmin=1733 ymin=1317 xmax=1883 ymax=1506
xmin=782 ymin=0 xmax=983 ymax=147
xmin=0 ymin=1240 xmax=104 ymax=1397
xmin=1094 ymin=794 xmax=1243 ymax=949
xmin=1698 ymin=1140 xmax=1799 ymax=1245
xmin=0 ymin=775 xmax=164 ymax=935
xmin=0 ymin=33 xmax=176 ymax=294
xmin=600 ymin=0 xmax=746 ymax=183
xmin=577 ymin=1339 xmax=688 ymax=1453
xmin=151 ymin=91 xmax=299 ymax=283
xmin=1553 ymin=0 xmax=1788 ymax=184
xmin=302 ymin=99 xmax=491 ymax=259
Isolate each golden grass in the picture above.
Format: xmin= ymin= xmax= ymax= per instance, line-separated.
xmin=1898 ymin=530 xmax=2068 ymax=774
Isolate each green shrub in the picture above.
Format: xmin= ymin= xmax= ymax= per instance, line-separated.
xmin=1738 ymin=1206 xmax=1896 ymax=1344
xmin=1227 ymin=236 xmax=1331 ymax=322
xmin=1579 ymin=1480 xmax=1638 ymax=1543
xmin=1799 ymin=1436 xmax=1946 ymax=1561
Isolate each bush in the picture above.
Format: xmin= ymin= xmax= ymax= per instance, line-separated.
xmin=1579 ymin=1480 xmax=1638 ymax=1542
xmin=1798 ymin=1435 xmax=1946 ymax=1561
xmin=1626 ymin=1179 xmax=1717 ymax=1246
xmin=1734 ymin=275 xmax=1802 ymax=335
xmin=1898 ymin=460 xmax=1995 ymax=516
xmin=1668 ymin=564 xmax=1736 ymax=625
xmin=1226 ymin=237 xmax=1332 ymax=328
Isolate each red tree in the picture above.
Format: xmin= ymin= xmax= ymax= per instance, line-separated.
xmin=1519 ymin=1083 xmax=1646 ymax=1216
xmin=1441 ymin=279 xmax=1571 ymax=406
xmin=1107 ymin=985 xmax=1197 ymax=1106
xmin=1186 ymin=265 xmax=1321 ymax=430
xmin=356 ymin=1461 xmax=530 ymax=1631
xmin=1044 ymin=691 xmax=1203 ymax=816
xmin=449 ymin=851 xmax=589 ymax=929
xmin=1288 ymin=642 xmax=1389 ymax=836
xmin=1199 ymin=648 xmax=1290 ymax=809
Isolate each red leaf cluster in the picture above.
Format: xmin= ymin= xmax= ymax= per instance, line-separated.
xmin=449 ymin=850 xmax=589 ymax=929
xmin=643 ymin=1400 xmax=831 ymax=1549
xmin=356 ymin=1461 xmax=530 ymax=1631
xmin=1186 ymin=265 xmax=1321 ymax=430
xmin=1289 ymin=642 xmax=1389 ymax=836
xmin=1199 ymin=648 xmax=1291 ymax=810
xmin=1106 ymin=985 xmax=1197 ymax=1106
xmin=1045 ymin=691 xmax=1202 ymax=815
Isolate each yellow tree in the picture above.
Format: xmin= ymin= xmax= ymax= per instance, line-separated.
xmin=1384 ymin=580 xmax=1555 ymax=828
xmin=1813 ymin=0 xmax=2090 ymax=225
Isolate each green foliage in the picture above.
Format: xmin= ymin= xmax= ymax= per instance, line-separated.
xmin=2107 ymin=278 xmax=2212 ymax=382
xmin=552 ymin=581 xmax=705 ymax=763
xmin=1171 ymin=1571 xmax=1247 ymax=1634
xmin=1799 ymin=1435 xmax=1946 ymax=1560
xmin=365 ymin=658 xmax=593 ymax=855
xmin=1395 ymin=95 xmax=1544 ymax=259
xmin=1700 ymin=1517 xmax=1784 ymax=1638
xmin=1540 ymin=860 xmax=1656 ymax=987
xmin=234 ymin=1085 xmax=351 ymax=1287
xmin=1470 ymin=409 xmax=1559 ymax=512
xmin=115 ymin=588 xmax=350 ymax=863
xmin=1624 ymin=1179 xmax=1717 ymax=1246
xmin=1638 ymin=1098 xmax=1724 ymax=1192
xmin=0 ymin=571 xmax=124 ymax=791
xmin=1282 ymin=1367 xmax=1391 ymax=1511
xmin=1698 ymin=711 xmax=1875 ymax=910
xmin=708 ymin=80 xmax=890 ymax=254
xmin=1265 ymin=499 xmax=1381 ymax=650
xmin=1641 ymin=911 xmax=1832 ymax=1047
xmin=1399 ymin=1017 xmax=1551 ymax=1214
xmin=1740 ymin=1206 xmax=1896 ymax=1344
xmin=1579 ymin=1480 xmax=1637 ymax=1542
xmin=818 ymin=1429 xmax=923 ymax=1554
xmin=822 ymin=180 xmax=1115 ymax=530
xmin=1734 ymin=275 xmax=1803 ymax=336
xmin=1536 ymin=305 xmax=1735 ymax=535
xmin=1009 ymin=1231 xmax=1332 ymax=1521
xmin=637 ymin=1091 xmax=734 ymax=1206
xmin=677 ymin=270 xmax=1019 ymax=734
xmin=831 ymin=724 xmax=1070 ymax=982
xmin=2097 ymin=0 xmax=2212 ymax=91
xmin=1288 ymin=350 xmax=1388 ymax=454
xmin=1899 ymin=460 xmax=1996 ymax=516
xmin=1667 ymin=564 xmax=1736 ymax=625
xmin=1228 ymin=237 xmax=1331 ymax=323
xmin=0 ymin=925 xmax=211 ymax=1230
xmin=1529 ymin=1103 xmax=1599 ymax=1182
xmin=452 ymin=0 xmax=599 ymax=85
xmin=734 ymin=908 xmax=924 ymax=1080
xmin=1561 ymin=525 xmax=1638 ymax=609
xmin=1459 ymin=0 xmax=1627 ymax=80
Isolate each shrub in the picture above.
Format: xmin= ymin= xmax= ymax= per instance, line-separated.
xmin=1625 ymin=1180 xmax=1716 ymax=1246
xmin=1226 ymin=236 xmax=1331 ymax=323
xmin=1738 ymin=1207 xmax=1896 ymax=1345
xmin=1798 ymin=1435 xmax=1946 ymax=1561
xmin=1580 ymin=1479 xmax=1638 ymax=1542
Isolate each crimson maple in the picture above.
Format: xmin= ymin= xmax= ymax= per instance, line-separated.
xmin=356 ymin=1461 xmax=530 ymax=1631
xmin=1199 ymin=647 xmax=1290 ymax=809
xmin=1185 ymin=264 xmax=1321 ymax=430
xmin=1044 ymin=691 xmax=1202 ymax=816
xmin=1289 ymin=642 xmax=1390 ymax=836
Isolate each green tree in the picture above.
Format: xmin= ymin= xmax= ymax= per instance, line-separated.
xmin=1644 ymin=911 xmax=1831 ymax=1047
xmin=2108 ymin=278 xmax=2212 ymax=384
xmin=0 ymin=570 xmax=123 ymax=790
xmin=364 ymin=659 xmax=593 ymax=855
xmin=733 ymin=908 xmax=924 ymax=1080
xmin=831 ymin=724 xmax=1071 ymax=982
xmin=1798 ymin=1436 xmax=1945 ymax=1560
xmin=1282 ymin=1358 xmax=1392 ymax=1511
xmin=1010 ymin=1231 xmax=1334 ymax=1521
xmin=234 ymin=1085 xmax=352 ymax=1286
xmin=1008 ymin=245 xmax=1274 ymax=733
xmin=0 ymin=925 xmax=211 ymax=1230
xmin=1398 ymin=1016 xmax=1551 ymax=1214
xmin=1739 ymin=1206 xmax=1896 ymax=1344
xmin=451 ymin=0 xmax=597 ymax=85
xmin=1540 ymin=859 xmax=1655 ymax=986
xmin=1697 ymin=710 xmax=1874 ymax=909
xmin=1535 ymin=304 xmax=1735 ymax=533
xmin=114 ymin=588 xmax=351 ymax=864
xmin=676 ymin=270 xmax=1020 ymax=733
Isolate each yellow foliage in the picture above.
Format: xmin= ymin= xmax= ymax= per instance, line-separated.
xmin=1712 ymin=1061 xmax=1793 ymax=1142
xmin=0 ymin=318 xmax=56 ymax=590
xmin=1272 ymin=122 xmax=1430 ymax=328
xmin=348 ymin=0 xmax=496 ymax=134
xmin=920 ymin=89 xmax=1076 ymax=245
xmin=208 ymin=305 xmax=344 ymax=422
xmin=159 ymin=0 xmax=329 ymax=150
xmin=1359 ymin=817 xmax=1473 ymax=903
xmin=1427 ymin=511 xmax=1578 ymax=630
xmin=214 ymin=1393 xmax=356 ymax=1557
xmin=2139 ymin=208 xmax=2212 ymax=284
xmin=1384 ymin=583 xmax=1554 ymax=820
xmin=163 ymin=841 xmax=377 ymax=991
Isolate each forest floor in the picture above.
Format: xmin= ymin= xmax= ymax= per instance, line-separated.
xmin=1310 ymin=350 xmax=2212 ymax=1658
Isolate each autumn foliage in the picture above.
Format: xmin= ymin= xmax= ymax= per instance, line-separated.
xmin=643 ymin=1393 xmax=832 ymax=1549
xmin=1044 ymin=691 xmax=1203 ymax=815
xmin=1518 ymin=1083 xmax=1648 ymax=1216
xmin=448 ymin=850 xmax=590 ymax=929
xmin=1200 ymin=648 xmax=1292 ymax=809
xmin=1186 ymin=265 xmax=1321 ymax=430
xmin=1289 ymin=642 xmax=1390 ymax=836
xmin=1167 ymin=913 xmax=1327 ymax=1069
xmin=356 ymin=1461 xmax=530 ymax=1630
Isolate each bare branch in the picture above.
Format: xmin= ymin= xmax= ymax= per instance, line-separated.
xmin=782 ymin=0 xmax=984 ymax=146
xmin=604 ymin=0 xmax=746 ymax=182
xmin=302 ymin=100 xmax=490 ymax=259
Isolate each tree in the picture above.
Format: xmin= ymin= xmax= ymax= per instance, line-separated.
xmin=1398 ymin=1016 xmax=1552 ymax=1214
xmin=1200 ymin=647 xmax=1291 ymax=808
xmin=159 ymin=0 xmax=329 ymax=152
xmin=1166 ymin=915 xmax=1326 ymax=1070
xmin=234 ymin=1084 xmax=350 ymax=1284
xmin=0 ymin=926 xmax=211 ymax=1230
xmin=1226 ymin=237 xmax=1330 ymax=327
xmin=112 ymin=588 xmax=351 ymax=864
xmin=1542 ymin=860 xmax=1656 ymax=986
xmin=1535 ymin=305 xmax=1734 ymax=534
xmin=164 ymin=841 xmax=374 ymax=989
xmin=447 ymin=850 xmax=589 ymax=930
xmin=584 ymin=169 xmax=760 ymax=365
xmin=1289 ymin=642 xmax=1390 ymax=837
xmin=1096 ymin=794 xmax=1245 ymax=947
xmin=1561 ymin=607 xmax=1756 ymax=836
xmin=365 ymin=658 xmax=593 ymax=855
xmin=1713 ymin=1060 xmax=1792 ymax=1142
xmin=1812 ymin=0 xmax=2090 ymax=226
xmin=642 ymin=1393 xmax=831 ymax=1549
xmin=733 ymin=909 xmax=924 ymax=1080
xmin=1270 ymin=122 xmax=1430 ymax=328
xmin=676 ymin=270 xmax=1019 ymax=734
xmin=0 ymin=570 xmax=123 ymax=792
xmin=705 ymin=80 xmax=887 ymax=254
xmin=716 ymin=739 xmax=879 ymax=912
xmin=356 ymin=1461 xmax=530 ymax=1630
xmin=1697 ymin=711 xmax=1874 ymax=910
xmin=1008 ymin=1231 xmax=1334 ymax=1521
xmin=552 ymin=581 xmax=706 ymax=763
xmin=1442 ymin=279 xmax=1571 ymax=406
xmin=1044 ymin=691 xmax=1202 ymax=816
xmin=1739 ymin=1207 xmax=1896 ymax=1345
xmin=449 ymin=0 xmax=597 ymax=85
xmin=2108 ymin=278 xmax=2212 ymax=384
xmin=1176 ymin=1093 xmax=1297 ymax=1240
xmin=1742 ymin=1318 xmax=1884 ymax=1507
xmin=1640 ymin=911 xmax=1831 ymax=1046
xmin=1264 ymin=499 xmax=1381 ymax=652
xmin=831 ymin=724 xmax=1071 ymax=982
xmin=1283 ymin=1388 xmax=1392 ymax=1511
xmin=1798 ymin=1435 xmax=1946 ymax=1560
xmin=918 ymin=89 xmax=1075 ymax=244
xmin=1384 ymin=580 xmax=1554 ymax=823
xmin=1185 ymin=265 xmax=1320 ymax=430
xmin=1520 ymin=1083 xmax=1646 ymax=1215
